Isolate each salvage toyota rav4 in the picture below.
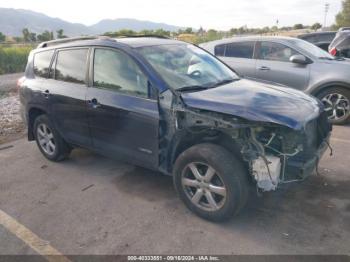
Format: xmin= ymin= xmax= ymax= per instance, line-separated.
xmin=19 ymin=36 xmax=332 ymax=221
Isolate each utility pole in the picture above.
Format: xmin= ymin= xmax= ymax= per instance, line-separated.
xmin=323 ymin=3 xmax=330 ymax=30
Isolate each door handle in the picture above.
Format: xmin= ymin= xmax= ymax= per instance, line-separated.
xmin=43 ymin=89 xmax=50 ymax=98
xmin=258 ymin=66 xmax=271 ymax=71
xmin=87 ymin=98 xmax=101 ymax=109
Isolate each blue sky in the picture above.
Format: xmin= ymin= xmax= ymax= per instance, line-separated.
xmin=0 ymin=0 xmax=343 ymax=30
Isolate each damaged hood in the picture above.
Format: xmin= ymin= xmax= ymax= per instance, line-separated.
xmin=180 ymin=79 xmax=322 ymax=130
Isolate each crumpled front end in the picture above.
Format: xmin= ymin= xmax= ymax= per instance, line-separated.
xmin=243 ymin=111 xmax=332 ymax=191
xmin=159 ymin=87 xmax=332 ymax=193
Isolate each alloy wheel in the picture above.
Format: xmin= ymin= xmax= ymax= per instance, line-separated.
xmin=181 ymin=162 xmax=227 ymax=211
xmin=322 ymin=93 xmax=350 ymax=121
xmin=37 ymin=123 xmax=56 ymax=156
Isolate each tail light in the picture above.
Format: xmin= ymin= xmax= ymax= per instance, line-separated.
xmin=17 ymin=76 xmax=25 ymax=89
xmin=329 ymin=47 xmax=338 ymax=56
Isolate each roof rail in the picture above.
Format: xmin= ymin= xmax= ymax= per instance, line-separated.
xmin=114 ymin=34 xmax=170 ymax=39
xmin=37 ymin=35 xmax=115 ymax=48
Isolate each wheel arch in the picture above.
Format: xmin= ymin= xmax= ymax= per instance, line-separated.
xmin=166 ymin=127 xmax=246 ymax=174
xmin=310 ymin=81 xmax=350 ymax=97
xmin=27 ymin=106 xmax=47 ymax=141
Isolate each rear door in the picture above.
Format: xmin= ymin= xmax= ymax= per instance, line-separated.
xmin=29 ymin=50 xmax=55 ymax=112
xmin=255 ymin=41 xmax=310 ymax=90
xmin=217 ymin=41 xmax=257 ymax=77
xmin=48 ymin=48 xmax=91 ymax=146
xmin=86 ymin=47 xmax=159 ymax=169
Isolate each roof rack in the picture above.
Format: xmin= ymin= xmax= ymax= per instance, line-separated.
xmin=114 ymin=34 xmax=170 ymax=39
xmin=37 ymin=35 xmax=115 ymax=48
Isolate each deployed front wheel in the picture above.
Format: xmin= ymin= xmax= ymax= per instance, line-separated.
xmin=173 ymin=143 xmax=249 ymax=222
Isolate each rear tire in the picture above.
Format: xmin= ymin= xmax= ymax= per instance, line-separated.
xmin=173 ymin=143 xmax=249 ymax=222
xmin=317 ymin=87 xmax=350 ymax=125
xmin=34 ymin=114 xmax=71 ymax=161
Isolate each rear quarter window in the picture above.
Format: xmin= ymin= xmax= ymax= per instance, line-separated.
xmin=33 ymin=50 xmax=54 ymax=78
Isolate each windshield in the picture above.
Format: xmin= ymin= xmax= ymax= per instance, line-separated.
xmin=137 ymin=44 xmax=239 ymax=90
xmin=291 ymin=39 xmax=334 ymax=59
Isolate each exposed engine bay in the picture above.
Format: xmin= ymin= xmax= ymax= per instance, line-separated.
xmin=245 ymin=113 xmax=332 ymax=191
xmin=158 ymin=89 xmax=332 ymax=192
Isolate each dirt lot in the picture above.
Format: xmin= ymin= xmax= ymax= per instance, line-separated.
xmin=0 ymin=127 xmax=349 ymax=256
xmin=0 ymin=73 xmax=349 ymax=257
xmin=0 ymin=73 xmax=25 ymax=144
xmin=0 ymin=73 xmax=23 ymax=95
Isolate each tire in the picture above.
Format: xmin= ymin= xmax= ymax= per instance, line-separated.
xmin=34 ymin=114 xmax=71 ymax=161
xmin=173 ymin=143 xmax=249 ymax=222
xmin=317 ymin=87 xmax=350 ymax=125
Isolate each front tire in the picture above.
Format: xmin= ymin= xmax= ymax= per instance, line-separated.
xmin=173 ymin=143 xmax=249 ymax=222
xmin=317 ymin=87 xmax=350 ymax=125
xmin=34 ymin=114 xmax=71 ymax=161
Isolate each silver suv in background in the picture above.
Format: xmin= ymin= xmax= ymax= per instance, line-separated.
xmin=201 ymin=36 xmax=350 ymax=124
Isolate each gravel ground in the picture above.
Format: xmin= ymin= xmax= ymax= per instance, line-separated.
xmin=0 ymin=73 xmax=23 ymax=95
xmin=0 ymin=73 xmax=25 ymax=144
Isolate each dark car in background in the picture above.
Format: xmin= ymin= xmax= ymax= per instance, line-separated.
xmin=329 ymin=30 xmax=350 ymax=58
xmin=19 ymin=36 xmax=331 ymax=221
xmin=298 ymin=31 xmax=336 ymax=51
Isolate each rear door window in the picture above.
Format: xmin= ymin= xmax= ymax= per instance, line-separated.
xmin=33 ymin=50 xmax=54 ymax=78
xmin=224 ymin=42 xmax=255 ymax=59
xmin=214 ymin=44 xmax=225 ymax=56
xmin=55 ymin=49 xmax=88 ymax=84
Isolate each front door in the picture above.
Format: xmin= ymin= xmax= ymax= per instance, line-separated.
xmin=86 ymin=48 xmax=159 ymax=169
xmin=255 ymin=41 xmax=310 ymax=90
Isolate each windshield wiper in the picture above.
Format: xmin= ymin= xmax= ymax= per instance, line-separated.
xmin=210 ymin=78 xmax=237 ymax=88
xmin=318 ymin=56 xmax=334 ymax=60
xmin=335 ymin=57 xmax=346 ymax=61
xmin=177 ymin=78 xmax=238 ymax=92
xmin=176 ymin=85 xmax=209 ymax=92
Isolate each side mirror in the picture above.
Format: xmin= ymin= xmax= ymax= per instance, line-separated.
xmin=290 ymin=54 xmax=309 ymax=65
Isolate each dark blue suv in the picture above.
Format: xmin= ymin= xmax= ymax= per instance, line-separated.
xmin=19 ymin=36 xmax=332 ymax=221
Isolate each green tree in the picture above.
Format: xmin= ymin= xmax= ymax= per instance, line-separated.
xmin=271 ymin=26 xmax=278 ymax=31
xmin=29 ymin=32 xmax=37 ymax=42
xmin=238 ymin=26 xmax=246 ymax=34
xmin=56 ymin=29 xmax=67 ymax=39
xmin=184 ymin=27 xmax=193 ymax=34
xmin=229 ymin=28 xmax=238 ymax=35
xmin=335 ymin=0 xmax=350 ymax=28
xmin=37 ymin=30 xmax=54 ymax=42
xmin=293 ymin=24 xmax=304 ymax=30
xmin=22 ymin=28 xmax=30 ymax=42
xmin=13 ymin=37 xmax=23 ymax=43
xmin=0 ymin=32 xmax=5 ymax=42
xmin=311 ymin=22 xmax=322 ymax=31
xmin=153 ymin=29 xmax=171 ymax=37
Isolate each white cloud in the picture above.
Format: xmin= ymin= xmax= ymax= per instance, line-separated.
xmin=0 ymin=0 xmax=342 ymax=30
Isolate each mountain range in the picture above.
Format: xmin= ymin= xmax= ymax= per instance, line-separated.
xmin=0 ymin=8 xmax=183 ymax=36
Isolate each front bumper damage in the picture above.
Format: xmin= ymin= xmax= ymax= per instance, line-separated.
xmin=251 ymin=134 xmax=331 ymax=191
xmin=248 ymin=112 xmax=332 ymax=192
